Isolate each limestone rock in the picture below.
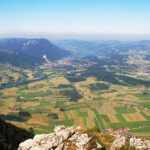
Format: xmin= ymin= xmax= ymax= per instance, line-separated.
xmin=18 ymin=126 xmax=101 ymax=150
xmin=110 ymin=136 xmax=126 ymax=150
xmin=18 ymin=126 xmax=75 ymax=150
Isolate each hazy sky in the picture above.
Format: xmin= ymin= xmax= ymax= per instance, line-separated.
xmin=0 ymin=0 xmax=150 ymax=39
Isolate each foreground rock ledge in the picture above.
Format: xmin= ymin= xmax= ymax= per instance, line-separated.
xmin=18 ymin=126 xmax=102 ymax=150
xmin=18 ymin=126 xmax=150 ymax=150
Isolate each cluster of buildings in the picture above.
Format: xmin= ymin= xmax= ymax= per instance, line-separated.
xmin=103 ymin=127 xmax=129 ymax=138
xmin=39 ymin=56 xmax=96 ymax=72
xmin=39 ymin=57 xmax=72 ymax=69
xmin=9 ymin=105 xmax=22 ymax=111
xmin=0 ymin=72 xmax=8 ymax=81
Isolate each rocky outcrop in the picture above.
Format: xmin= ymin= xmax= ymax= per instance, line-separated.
xmin=110 ymin=136 xmax=126 ymax=150
xmin=18 ymin=126 xmax=150 ymax=150
xmin=18 ymin=126 xmax=102 ymax=150
xmin=130 ymin=137 xmax=150 ymax=149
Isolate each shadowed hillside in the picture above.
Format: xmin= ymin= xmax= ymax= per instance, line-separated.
xmin=0 ymin=38 xmax=70 ymax=67
xmin=0 ymin=118 xmax=34 ymax=150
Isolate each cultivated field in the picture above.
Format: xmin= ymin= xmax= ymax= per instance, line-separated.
xmin=0 ymin=64 xmax=150 ymax=137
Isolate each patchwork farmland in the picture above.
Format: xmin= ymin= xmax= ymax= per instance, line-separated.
xmin=0 ymin=66 xmax=150 ymax=138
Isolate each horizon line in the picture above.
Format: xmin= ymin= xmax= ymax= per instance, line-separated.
xmin=1 ymin=33 xmax=150 ymax=41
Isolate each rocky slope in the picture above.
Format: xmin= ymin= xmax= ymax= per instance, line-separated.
xmin=18 ymin=126 xmax=102 ymax=150
xmin=18 ymin=126 xmax=150 ymax=150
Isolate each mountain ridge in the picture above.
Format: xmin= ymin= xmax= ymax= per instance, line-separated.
xmin=0 ymin=38 xmax=70 ymax=67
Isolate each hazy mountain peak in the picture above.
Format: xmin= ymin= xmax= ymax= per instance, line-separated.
xmin=0 ymin=38 xmax=70 ymax=67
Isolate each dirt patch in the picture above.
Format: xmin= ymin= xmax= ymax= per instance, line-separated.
xmin=50 ymin=77 xmax=70 ymax=85
xmin=107 ymin=114 xmax=119 ymax=123
xmin=123 ymin=112 xmax=147 ymax=122
xmin=22 ymin=101 xmax=40 ymax=108
xmin=101 ymin=103 xmax=117 ymax=114
xmin=26 ymin=114 xmax=50 ymax=126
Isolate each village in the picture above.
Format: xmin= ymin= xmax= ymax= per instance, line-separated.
xmin=39 ymin=55 xmax=96 ymax=74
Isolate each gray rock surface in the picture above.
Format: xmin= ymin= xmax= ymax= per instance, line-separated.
xmin=18 ymin=126 xmax=101 ymax=150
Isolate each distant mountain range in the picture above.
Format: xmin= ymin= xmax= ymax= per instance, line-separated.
xmin=1 ymin=38 xmax=150 ymax=67
xmin=0 ymin=38 xmax=70 ymax=67
xmin=55 ymin=39 xmax=150 ymax=56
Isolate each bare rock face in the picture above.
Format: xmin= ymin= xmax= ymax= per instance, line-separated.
xmin=18 ymin=126 xmax=150 ymax=150
xmin=18 ymin=126 xmax=101 ymax=150
xmin=110 ymin=136 xmax=126 ymax=150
